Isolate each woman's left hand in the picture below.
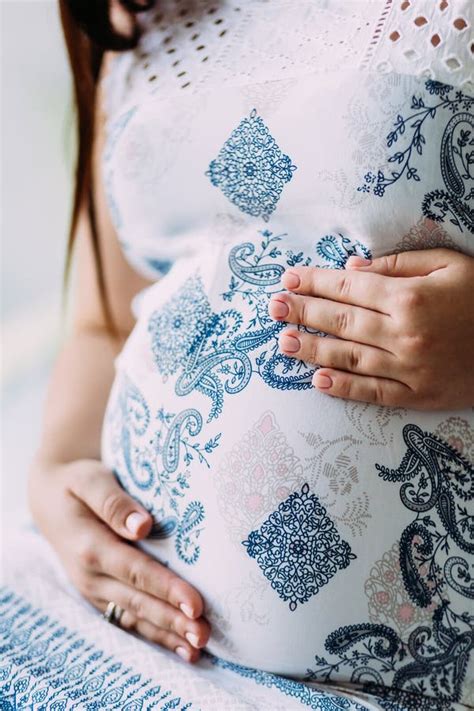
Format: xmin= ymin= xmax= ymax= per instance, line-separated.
xmin=269 ymin=248 xmax=474 ymax=410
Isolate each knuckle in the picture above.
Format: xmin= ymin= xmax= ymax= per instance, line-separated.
xmin=76 ymin=536 xmax=99 ymax=570
xmin=300 ymin=297 xmax=309 ymax=325
xmin=334 ymin=308 xmax=351 ymax=335
xmin=383 ymin=253 xmax=400 ymax=273
xmin=167 ymin=611 xmax=181 ymax=634
xmin=101 ymin=491 xmax=127 ymax=528
xmin=403 ymin=332 xmax=428 ymax=357
xmin=335 ymin=274 xmax=351 ymax=299
xmin=128 ymin=591 xmax=145 ymax=618
xmin=399 ymin=284 xmax=425 ymax=312
xmin=163 ymin=574 xmax=179 ymax=605
xmin=308 ymin=338 xmax=320 ymax=365
xmin=336 ymin=376 xmax=352 ymax=399
xmin=372 ymin=381 xmax=386 ymax=406
xmin=348 ymin=345 xmax=361 ymax=371
xmin=128 ymin=561 xmax=146 ymax=591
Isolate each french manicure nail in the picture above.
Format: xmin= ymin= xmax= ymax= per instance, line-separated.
xmin=269 ymin=298 xmax=289 ymax=319
xmin=282 ymin=271 xmax=300 ymax=289
xmin=175 ymin=646 xmax=191 ymax=662
xmin=180 ymin=603 xmax=195 ymax=619
xmin=186 ymin=632 xmax=200 ymax=649
xmin=279 ymin=333 xmax=300 ymax=353
xmin=125 ymin=512 xmax=148 ymax=535
xmin=313 ymin=373 xmax=333 ymax=389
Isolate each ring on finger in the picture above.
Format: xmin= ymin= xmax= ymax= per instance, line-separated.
xmin=113 ymin=604 xmax=124 ymax=626
xmin=103 ymin=601 xmax=124 ymax=627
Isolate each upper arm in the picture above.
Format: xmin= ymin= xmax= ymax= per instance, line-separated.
xmin=71 ymin=53 xmax=152 ymax=340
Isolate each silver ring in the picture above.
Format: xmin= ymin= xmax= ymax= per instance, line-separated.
xmin=103 ymin=601 xmax=118 ymax=624
xmin=113 ymin=605 xmax=124 ymax=626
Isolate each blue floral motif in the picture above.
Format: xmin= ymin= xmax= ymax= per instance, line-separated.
xmin=148 ymin=274 xmax=213 ymax=378
xmin=150 ymin=231 xmax=367 ymax=423
xmin=206 ymin=108 xmax=297 ymax=220
xmin=242 ymin=483 xmax=356 ymax=611
xmin=358 ymin=81 xmax=474 ymax=233
xmin=0 ymin=589 xmax=195 ymax=710
xmin=307 ymin=424 xmax=474 ymax=709
xmin=315 ymin=234 xmax=372 ymax=269
xmin=109 ymin=376 xmax=220 ymax=565
xmin=209 ymin=654 xmax=372 ymax=710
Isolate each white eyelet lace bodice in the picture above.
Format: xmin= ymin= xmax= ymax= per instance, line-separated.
xmin=100 ymin=3 xmax=474 ymax=706
xmin=104 ymin=0 xmax=473 ymax=121
xmin=102 ymin=0 xmax=473 ymax=279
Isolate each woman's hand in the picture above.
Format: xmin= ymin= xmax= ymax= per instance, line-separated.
xmin=269 ymin=248 xmax=474 ymax=410
xmin=29 ymin=459 xmax=210 ymax=662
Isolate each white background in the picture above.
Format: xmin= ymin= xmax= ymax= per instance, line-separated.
xmin=1 ymin=0 xmax=72 ymax=531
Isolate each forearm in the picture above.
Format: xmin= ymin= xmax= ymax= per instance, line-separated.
xmin=33 ymin=327 xmax=124 ymax=468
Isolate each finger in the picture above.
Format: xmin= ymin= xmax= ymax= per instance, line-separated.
xmin=312 ymin=368 xmax=413 ymax=407
xmin=279 ymin=330 xmax=397 ymax=377
xmin=95 ymin=576 xmax=210 ymax=648
xmin=93 ymin=597 xmax=200 ymax=663
xmin=68 ymin=463 xmax=152 ymax=541
xmin=281 ymin=266 xmax=393 ymax=312
xmin=346 ymin=248 xmax=451 ymax=277
xmin=99 ymin=537 xmax=205 ymax=620
xmin=134 ymin=619 xmax=201 ymax=663
xmin=268 ymin=293 xmax=392 ymax=346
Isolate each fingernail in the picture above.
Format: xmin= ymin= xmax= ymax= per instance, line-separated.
xmin=125 ymin=512 xmax=148 ymax=535
xmin=180 ymin=603 xmax=195 ymax=619
xmin=313 ymin=372 xmax=333 ymax=389
xmin=175 ymin=646 xmax=192 ymax=662
xmin=346 ymin=256 xmax=372 ymax=268
xmin=282 ymin=270 xmax=300 ymax=289
xmin=279 ymin=333 xmax=300 ymax=354
xmin=269 ymin=297 xmax=289 ymax=320
xmin=185 ymin=632 xmax=201 ymax=649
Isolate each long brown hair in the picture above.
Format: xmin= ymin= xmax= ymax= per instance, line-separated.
xmin=59 ymin=1 xmax=154 ymax=331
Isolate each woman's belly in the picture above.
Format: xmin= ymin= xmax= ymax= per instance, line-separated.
xmin=101 ymin=229 xmax=474 ymax=697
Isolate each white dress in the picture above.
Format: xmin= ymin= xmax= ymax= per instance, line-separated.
xmin=99 ymin=1 xmax=474 ymax=708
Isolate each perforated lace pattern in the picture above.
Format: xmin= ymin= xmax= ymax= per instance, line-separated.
xmin=104 ymin=0 xmax=378 ymax=118
xmin=366 ymin=0 xmax=474 ymax=91
xmin=104 ymin=0 xmax=473 ymax=121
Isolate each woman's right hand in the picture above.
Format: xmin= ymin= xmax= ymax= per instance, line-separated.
xmin=29 ymin=459 xmax=211 ymax=663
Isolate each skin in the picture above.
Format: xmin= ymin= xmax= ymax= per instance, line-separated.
xmin=269 ymin=248 xmax=474 ymax=410
xmin=29 ymin=60 xmax=210 ymax=664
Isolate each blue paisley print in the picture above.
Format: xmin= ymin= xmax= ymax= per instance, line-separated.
xmin=307 ymin=424 xmax=474 ymax=710
xmin=358 ymin=80 xmax=474 ymax=233
xmin=0 ymin=589 xmax=195 ymax=711
xmin=206 ymin=108 xmax=297 ymax=220
xmin=148 ymin=231 xmax=370 ymax=422
xmin=210 ymin=655 xmax=373 ymax=711
xmin=110 ymin=376 xmax=221 ymax=565
xmin=315 ymin=234 xmax=372 ymax=269
xmin=242 ymin=483 xmax=356 ymax=611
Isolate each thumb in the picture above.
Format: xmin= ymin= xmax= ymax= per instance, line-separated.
xmin=346 ymin=249 xmax=450 ymax=277
xmin=68 ymin=460 xmax=153 ymax=541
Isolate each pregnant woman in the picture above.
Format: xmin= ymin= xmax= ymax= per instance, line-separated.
xmin=4 ymin=1 xmax=473 ymax=710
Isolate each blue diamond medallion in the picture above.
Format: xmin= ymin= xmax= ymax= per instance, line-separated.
xmin=242 ymin=483 xmax=356 ymax=611
xmin=206 ymin=108 xmax=296 ymax=221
